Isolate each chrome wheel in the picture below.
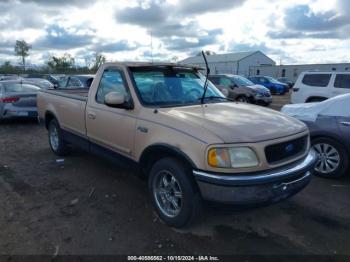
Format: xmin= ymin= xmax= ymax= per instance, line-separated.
xmin=50 ymin=125 xmax=59 ymax=151
xmin=313 ymin=143 xmax=340 ymax=174
xmin=153 ymin=170 xmax=182 ymax=218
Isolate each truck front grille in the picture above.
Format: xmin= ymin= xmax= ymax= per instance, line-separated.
xmin=265 ymin=135 xmax=308 ymax=164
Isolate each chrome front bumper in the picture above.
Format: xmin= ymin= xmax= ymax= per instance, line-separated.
xmin=193 ymin=150 xmax=317 ymax=205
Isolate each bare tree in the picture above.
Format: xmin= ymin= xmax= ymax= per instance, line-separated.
xmin=170 ymin=56 xmax=179 ymax=63
xmin=92 ymin=52 xmax=106 ymax=71
xmin=14 ymin=40 xmax=31 ymax=71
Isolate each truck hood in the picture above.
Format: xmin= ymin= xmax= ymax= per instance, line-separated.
xmin=162 ymin=103 xmax=307 ymax=143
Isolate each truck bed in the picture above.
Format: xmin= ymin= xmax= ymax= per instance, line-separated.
xmin=40 ymin=88 xmax=89 ymax=101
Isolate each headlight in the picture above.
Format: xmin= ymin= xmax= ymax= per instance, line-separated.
xmin=208 ymin=147 xmax=259 ymax=168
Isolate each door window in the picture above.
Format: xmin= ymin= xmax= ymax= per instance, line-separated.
xmin=302 ymin=74 xmax=331 ymax=87
xmin=219 ymin=77 xmax=232 ymax=87
xmin=96 ymin=69 xmax=130 ymax=104
xmin=68 ymin=77 xmax=83 ymax=88
xmin=334 ymin=74 xmax=350 ymax=89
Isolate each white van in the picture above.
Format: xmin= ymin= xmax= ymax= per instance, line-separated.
xmin=291 ymin=72 xmax=350 ymax=104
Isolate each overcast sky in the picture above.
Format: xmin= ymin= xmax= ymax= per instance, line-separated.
xmin=0 ymin=0 xmax=349 ymax=66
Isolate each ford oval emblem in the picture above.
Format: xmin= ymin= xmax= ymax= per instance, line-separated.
xmin=285 ymin=144 xmax=294 ymax=153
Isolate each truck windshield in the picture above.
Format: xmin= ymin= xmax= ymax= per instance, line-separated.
xmin=130 ymin=67 xmax=225 ymax=107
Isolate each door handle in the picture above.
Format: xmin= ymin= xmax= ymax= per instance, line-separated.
xmin=88 ymin=112 xmax=96 ymax=119
xmin=340 ymin=122 xmax=350 ymax=126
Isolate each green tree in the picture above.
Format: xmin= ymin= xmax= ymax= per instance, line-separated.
xmin=47 ymin=53 xmax=75 ymax=73
xmin=14 ymin=40 xmax=31 ymax=71
xmin=92 ymin=52 xmax=106 ymax=71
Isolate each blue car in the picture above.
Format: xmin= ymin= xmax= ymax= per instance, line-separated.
xmin=248 ymin=76 xmax=288 ymax=95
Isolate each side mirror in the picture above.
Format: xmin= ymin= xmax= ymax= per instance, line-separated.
xmin=230 ymin=84 xmax=238 ymax=89
xmin=53 ymin=84 xmax=58 ymax=89
xmin=105 ymin=92 xmax=126 ymax=108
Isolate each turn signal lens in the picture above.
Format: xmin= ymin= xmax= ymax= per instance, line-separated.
xmin=208 ymin=148 xmax=231 ymax=168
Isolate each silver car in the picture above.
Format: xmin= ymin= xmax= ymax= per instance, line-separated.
xmin=0 ymin=80 xmax=40 ymax=119
xmin=25 ymin=78 xmax=54 ymax=89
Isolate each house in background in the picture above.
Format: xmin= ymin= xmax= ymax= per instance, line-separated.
xmin=180 ymin=51 xmax=276 ymax=76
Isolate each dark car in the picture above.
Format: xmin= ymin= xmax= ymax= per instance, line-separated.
xmin=58 ymin=75 xmax=94 ymax=89
xmin=278 ymin=77 xmax=294 ymax=89
xmin=248 ymin=76 xmax=288 ymax=95
xmin=209 ymin=74 xmax=272 ymax=105
xmin=282 ymin=94 xmax=350 ymax=178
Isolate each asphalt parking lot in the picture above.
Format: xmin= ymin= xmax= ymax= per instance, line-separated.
xmin=0 ymin=94 xmax=349 ymax=256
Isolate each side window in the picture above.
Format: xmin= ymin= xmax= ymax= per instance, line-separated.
xmin=96 ymin=69 xmax=129 ymax=104
xmin=302 ymin=74 xmax=331 ymax=87
xmin=259 ymin=77 xmax=267 ymax=83
xmin=219 ymin=77 xmax=232 ymax=87
xmin=68 ymin=77 xmax=83 ymax=88
xmin=334 ymin=74 xmax=350 ymax=89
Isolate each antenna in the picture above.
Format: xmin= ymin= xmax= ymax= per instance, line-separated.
xmin=200 ymin=51 xmax=210 ymax=104
xmin=151 ymin=31 xmax=153 ymax=63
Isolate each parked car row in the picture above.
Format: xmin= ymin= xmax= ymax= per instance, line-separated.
xmin=0 ymin=74 xmax=94 ymax=120
xmin=209 ymin=74 xmax=272 ymax=106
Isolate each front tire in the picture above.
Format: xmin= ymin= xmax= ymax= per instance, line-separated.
xmin=312 ymin=137 xmax=348 ymax=178
xmin=148 ymin=158 xmax=202 ymax=228
xmin=236 ymin=96 xmax=248 ymax=103
xmin=48 ymin=119 xmax=70 ymax=156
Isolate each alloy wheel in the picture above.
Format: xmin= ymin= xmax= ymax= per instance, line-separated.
xmin=153 ymin=170 xmax=183 ymax=218
xmin=313 ymin=143 xmax=340 ymax=174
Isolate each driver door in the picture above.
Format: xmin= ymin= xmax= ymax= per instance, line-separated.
xmin=86 ymin=67 xmax=137 ymax=158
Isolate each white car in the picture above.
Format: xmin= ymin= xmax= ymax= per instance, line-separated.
xmin=291 ymin=71 xmax=350 ymax=104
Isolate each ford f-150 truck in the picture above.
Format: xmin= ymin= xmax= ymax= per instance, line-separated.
xmin=37 ymin=62 xmax=317 ymax=228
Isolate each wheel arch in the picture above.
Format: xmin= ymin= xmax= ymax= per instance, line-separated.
xmin=306 ymin=96 xmax=328 ymax=103
xmin=44 ymin=111 xmax=57 ymax=129
xmin=139 ymin=144 xmax=197 ymax=176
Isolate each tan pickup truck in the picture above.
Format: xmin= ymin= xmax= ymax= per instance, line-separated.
xmin=38 ymin=62 xmax=316 ymax=228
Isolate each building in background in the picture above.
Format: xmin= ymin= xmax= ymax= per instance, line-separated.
xmin=250 ymin=63 xmax=350 ymax=82
xmin=180 ymin=51 xmax=275 ymax=76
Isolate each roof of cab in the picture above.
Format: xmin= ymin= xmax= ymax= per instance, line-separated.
xmin=102 ymin=62 xmax=203 ymax=70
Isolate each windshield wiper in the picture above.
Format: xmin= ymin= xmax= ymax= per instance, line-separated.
xmin=197 ymin=96 xmax=234 ymax=102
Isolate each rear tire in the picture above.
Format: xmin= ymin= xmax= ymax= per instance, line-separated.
xmin=148 ymin=157 xmax=202 ymax=228
xmin=48 ymin=119 xmax=70 ymax=156
xmin=312 ymin=137 xmax=348 ymax=178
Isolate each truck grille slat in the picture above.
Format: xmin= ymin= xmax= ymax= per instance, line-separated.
xmin=265 ymin=136 xmax=308 ymax=164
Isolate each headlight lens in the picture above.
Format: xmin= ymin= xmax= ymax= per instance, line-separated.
xmin=208 ymin=147 xmax=259 ymax=168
